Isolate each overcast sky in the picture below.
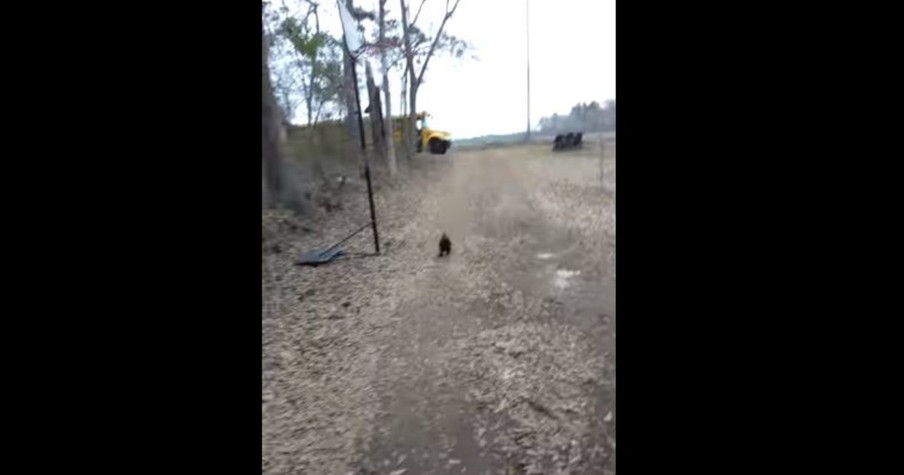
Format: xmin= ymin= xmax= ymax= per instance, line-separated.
xmin=287 ymin=0 xmax=615 ymax=139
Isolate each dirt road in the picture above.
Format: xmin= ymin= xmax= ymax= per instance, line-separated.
xmin=263 ymin=141 xmax=615 ymax=475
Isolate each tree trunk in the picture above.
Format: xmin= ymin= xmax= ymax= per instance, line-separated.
xmin=340 ymin=0 xmax=362 ymax=162
xmin=379 ymin=0 xmax=397 ymax=175
xmin=341 ymin=42 xmax=366 ymax=181
xmin=409 ymin=81 xmax=418 ymax=154
xmin=263 ymin=12 xmax=308 ymax=215
xmin=399 ymin=72 xmax=409 ymax=160
xmin=365 ymin=61 xmax=385 ymax=163
xmin=381 ymin=66 xmax=397 ymax=174
xmin=263 ymin=14 xmax=283 ymax=204
xmin=342 ymin=46 xmax=360 ymax=149
xmin=262 ymin=157 xmax=271 ymax=209
xmin=399 ymin=0 xmax=418 ymax=159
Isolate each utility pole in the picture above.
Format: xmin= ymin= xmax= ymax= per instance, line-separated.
xmin=526 ymin=0 xmax=531 ymax=142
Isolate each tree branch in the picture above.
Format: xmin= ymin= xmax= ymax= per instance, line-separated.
xmin=399 ymin=0 xmax=416 ymax=83
xmin=314 ymin=97 xmax=326 ymax=125
xmin=311 ymin=2 xmax=320 ymax=32
xmin=415 ymin=0 xmax=459 ymax=86
xmin=410 ymin=0 xmax=427 ymax=28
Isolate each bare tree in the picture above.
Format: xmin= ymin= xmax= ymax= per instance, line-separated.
xmin=263 ymin=12 xmax=282 ymax=207
xmin=398 ymin=0 xmax=416 ymax=156
xmin=399 ymin=0 xmax=462 ymax=157
xmin=399 ymin=63 xmax=409 ymax=158
xmin=339 ymin=0 xmax=361 ymax=155
xmin=379 ymin=0 xmax=398 ymax=175
xmin=263 ymin=8 xmax=309 ymax=215
xmin=365 ymin=61 xmax=385 ymax=156
xmin=338 ymin=0 xmax=379 ymax=168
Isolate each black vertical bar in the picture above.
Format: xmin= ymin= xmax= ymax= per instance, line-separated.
xmin=364 ymin=164 xmax=380 ymax=254
xmin=348 ymin=48 xmax=380 ymax=254
xmin=350 ymin=56 xmax=367 ymax=152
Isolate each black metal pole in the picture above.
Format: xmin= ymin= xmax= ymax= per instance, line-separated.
xmin=348 ymin=49 xmax=380 ymax=254
xmin=350 ymin=57 xmax=367 ymax=153
xmin=364 ymin=164 xmax=380 ymax=254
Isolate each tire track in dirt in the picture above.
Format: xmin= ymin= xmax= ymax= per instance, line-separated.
xmin=358 ymin=154 xmax=503 ymax=475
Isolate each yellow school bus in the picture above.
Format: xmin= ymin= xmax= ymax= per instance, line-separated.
xmin=392 ymin=111 xmax=452 ymax=154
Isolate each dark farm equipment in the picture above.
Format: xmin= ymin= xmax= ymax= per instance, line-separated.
xmin=552 ymin=132 xmax=583 ymax=151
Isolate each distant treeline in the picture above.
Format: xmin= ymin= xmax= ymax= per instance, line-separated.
xmin=455 ymin=100 xmax=616 ymax=147
xmin=537 ymin=100 xmax=615 ymax=135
